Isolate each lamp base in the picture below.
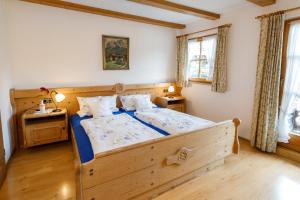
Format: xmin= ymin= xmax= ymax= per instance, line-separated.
xmin=52 ymin=108 xmax=62 ymax=112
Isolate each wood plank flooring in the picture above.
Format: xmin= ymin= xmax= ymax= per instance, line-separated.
xmin=0 ymin=140 xmax=300 ymax=200
xmin=0 ymin=142 xmax=76 ymax=200
xmin=155 ymin=140 xmax=300 ymax=200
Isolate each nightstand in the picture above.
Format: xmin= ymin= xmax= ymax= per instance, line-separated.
xmin=156 ymin=96 xmax=185 ymax=112
xmin=22 ymin=109 xmax=68 ymax=148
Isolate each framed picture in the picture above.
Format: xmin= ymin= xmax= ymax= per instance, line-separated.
xmin=102 ymin=35 xmax=129 ymax=70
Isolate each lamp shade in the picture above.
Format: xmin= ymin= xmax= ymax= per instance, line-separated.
xmin=55 ymin=93 xmax=65 ymax=103
xmin=168 ymin=86 xmax=175 ymax=93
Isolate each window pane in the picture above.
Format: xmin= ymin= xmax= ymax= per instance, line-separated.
xmin=190 ymin=60 xmax=200 ymax=78
xmin=200 ymin=36 xmax=217 ymax=80
xmin=188 ymin=40 xmax=200 ymax=58
xmin=199 ymin=59 xmax=209 ymax=79
xmin=289 ymin=23 xmax=300 ymax=56
xmin=188 ymin=40 xmax=201 ymax=78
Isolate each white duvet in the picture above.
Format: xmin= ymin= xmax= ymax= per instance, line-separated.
xmin=134 ymin=108 xmax=215 ymax=135
xmin=80 ymin=113 xmax=163 ymax=155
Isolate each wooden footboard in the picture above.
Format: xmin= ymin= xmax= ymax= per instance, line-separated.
xmin=72 ymin=118 xmax=240 ymax=200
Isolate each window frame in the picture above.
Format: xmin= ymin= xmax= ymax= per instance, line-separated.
xmin=188 ymin=33 xmax=217 ymax=84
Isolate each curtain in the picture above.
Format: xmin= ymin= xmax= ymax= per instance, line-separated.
xmin=278 ymin=22 xmax=300 ymax=143
xmin=187 ymin=38 xmax=198 ymax=78
xmin=176 ymin=36 xmax=188 ymax=87
xmin=211 ymin=26 xmax=230 ymax=93
xmin=203 ymin=36 xmax=217 ymax=80
xmin=250 ymin=13 xmax=284 ymax=153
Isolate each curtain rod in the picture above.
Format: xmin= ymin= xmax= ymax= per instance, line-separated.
xmin=176 ymin=23 xmax=232 ymax=38
xmin=256 ymin=6 xmax=300 ymax=19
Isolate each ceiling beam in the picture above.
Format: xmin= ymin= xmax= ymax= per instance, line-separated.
xmin=20 ymin=0 xmax=186 ymax=29
xmin=247 ymin=0 xmax=276 ymax=7
xmin=128 ymin=0 xmax=220 ymax=20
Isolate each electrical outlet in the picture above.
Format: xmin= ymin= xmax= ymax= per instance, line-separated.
xmin=43 ymin=98 xmax=52 ymax=104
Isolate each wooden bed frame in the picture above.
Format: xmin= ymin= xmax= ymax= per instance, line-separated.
xmin=11 ymin=82 xmax=240 ymax=200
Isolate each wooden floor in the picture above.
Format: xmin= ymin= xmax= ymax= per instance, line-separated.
xmin=0 ymin=140 xmax=300 ymax=200
xmin=0 ymin=142 xmax=75 ymax=200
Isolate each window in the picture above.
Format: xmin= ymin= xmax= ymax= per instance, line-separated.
xmin=286 ymin=21 xmax=300 ymax=133
xmin=188 ymin=34 xmax=217 ymax=83
xmin=278 ymin=19 xmax=300 ymax=137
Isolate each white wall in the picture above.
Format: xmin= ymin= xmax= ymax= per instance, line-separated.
xmin=0 ymin=0 xmax=13 ymax=161
xmin=7 ymin=0 xmax=177 ymax=89
xmin=179 ymin=0 xmax=300 ymax=139
xmin=6 ymin=0 xmax=300 ymax=141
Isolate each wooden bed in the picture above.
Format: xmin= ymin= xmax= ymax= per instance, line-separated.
xmin=11 ymin=82 xmax=240 ymax=200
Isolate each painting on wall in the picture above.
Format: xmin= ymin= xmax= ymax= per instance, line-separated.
xmin=102 ymin=35 xmax=129 ymax=70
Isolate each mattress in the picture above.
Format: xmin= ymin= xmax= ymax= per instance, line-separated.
xmin=135 ymin=108 xmax=215 ymax=135
xmin=71 ymin=110 xmax=168 ymax=163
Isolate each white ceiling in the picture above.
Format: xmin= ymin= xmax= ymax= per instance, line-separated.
xmin=64 ymin=0 xmax=251 ymax=24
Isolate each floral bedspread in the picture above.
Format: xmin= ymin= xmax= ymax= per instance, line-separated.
xmin=80 ymin=113 xmax=163 ymax=155
xmin=135 ymin=108 xmax=215 ymax=135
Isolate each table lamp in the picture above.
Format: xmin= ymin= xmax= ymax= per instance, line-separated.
xmin=40 ymin=87 xmax=65 ymax=112
xmin=51 ymin=90 xmax=65 ymax=112
xmin=167 ymin=85 xmax=175 ymax=98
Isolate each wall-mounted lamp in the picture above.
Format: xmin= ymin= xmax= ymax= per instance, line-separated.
xmin=51 ymin=90 xmax=65 ymax=112
xmin=167 ymin=85 xmax=175 ymax=98
xmin=40 ymin=87 xmax=65 ymax=112
xmin=168 ymin=85 xmax=175 ymax=93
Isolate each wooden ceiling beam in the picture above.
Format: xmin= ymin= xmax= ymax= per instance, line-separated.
xmin=247 ymin=0 xmax=276 ymax=7
xmin=128 ymin=0 xmax=220 ymax=20
xmin=20 ymin=0 xmax=186 ymax=29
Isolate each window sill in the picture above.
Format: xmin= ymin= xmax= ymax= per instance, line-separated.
xmin=189 ymin=78 xmax=212 ymax=84
xmin=278 ymin=132 xmax=300 ymax=153
xmin=291 ymin=131 xmax=300 ymax=136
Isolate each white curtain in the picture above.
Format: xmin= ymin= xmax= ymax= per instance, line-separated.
xmin=202 ymin=36 xmax=217 ymax=80
xmin=278 ymin=22 xmax=300 ymax=143
xmin=187 ymin=38 xmax=198 ymax=80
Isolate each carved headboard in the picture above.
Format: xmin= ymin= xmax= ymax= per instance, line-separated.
xmin=11 ymin=82 xmax=180 ymax=149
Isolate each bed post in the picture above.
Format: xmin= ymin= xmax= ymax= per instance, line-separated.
xmin=232 ymin=118 xmax=241 ymax=155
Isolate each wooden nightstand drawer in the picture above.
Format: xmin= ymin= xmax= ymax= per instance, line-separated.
xmin=167 ymin=104 xmax=185 ymax=112
xmin=26 ymin=121 xmax=67 ymax=146
xmin=156 ymin=96 xmax=185 ymax=113
xmin=22 ymin=109 xmax=68 ymax=148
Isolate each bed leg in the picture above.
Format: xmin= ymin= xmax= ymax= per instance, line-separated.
xmin=232 ymin=118 xmax=241 ymax=155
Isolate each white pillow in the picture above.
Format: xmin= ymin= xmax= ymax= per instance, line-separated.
xmin=88 ymin=99 xmax=113 ymax=118
xmin=120 ymin=94 xmax=155 ymax=111
xmin=134 ymin=96 xmax=153 ymax=111
xmin=77 ymin=95 xmax=118 ymax=117
xmin=120 ymin=95 xmax=137 ymax=111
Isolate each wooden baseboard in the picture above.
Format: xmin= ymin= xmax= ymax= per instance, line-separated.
xmin=277 ymin=146 xmax=300 ymax=163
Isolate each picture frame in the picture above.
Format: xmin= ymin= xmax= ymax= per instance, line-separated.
xmin=102 ymin=35 xmax=130 ymax=70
